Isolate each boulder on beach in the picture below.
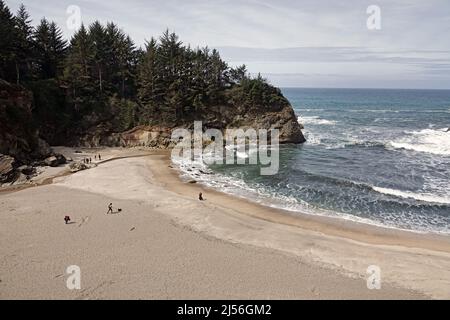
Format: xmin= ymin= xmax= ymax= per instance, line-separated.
xmin=69 ymin=162 xmax=89 ymax=172
xmin=44 ymin=154 xmax=66 ymax=167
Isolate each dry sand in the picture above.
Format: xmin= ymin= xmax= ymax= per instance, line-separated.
xmin=1 ymin=148 xmax=449 ymax=299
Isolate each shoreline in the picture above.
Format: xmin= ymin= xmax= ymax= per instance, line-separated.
xmin=156 ymin=152 xmax=450 ymax=254
xmin=146 ymin=152 xmax=450 ymax=298
xmin=1 ymin=148 xmax=449 ymax=299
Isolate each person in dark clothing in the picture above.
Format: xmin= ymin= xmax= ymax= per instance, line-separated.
xmin=107 ymin=203 xmax=113 ymax=214
xmin=98 ymin=154 xmax=102 ymax=161
xmin=89 ymin=157 xmax=92 ymax=164
xmin=199 ymin=193 xmax=204 ymax=201
xmin=64 ymin=216 xmax=71 ymax=224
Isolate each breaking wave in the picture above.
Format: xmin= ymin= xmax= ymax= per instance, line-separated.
xmin=387 ymin=129 xmax=450 ymax=156
xmin=298 ymin=116 xmax=336 ymax=125
xmin=372 ymin=186 xmax=450 ymax=205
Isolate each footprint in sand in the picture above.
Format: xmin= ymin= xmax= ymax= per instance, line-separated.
xmin=78 ymin=216 xmax=90 ymax=227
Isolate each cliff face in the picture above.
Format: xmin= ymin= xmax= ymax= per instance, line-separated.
xmin=78 ymin=106 xmax=305 ymax=148
xmin=0 ymin=80 xmax=56 ymax=184
xmin=0 ymin=80 xmax=51 ymax=161
xmin=78 ymin=92 xmax=306 ymax=148
xmin=202 ymin=101 xmax=305 ymax=144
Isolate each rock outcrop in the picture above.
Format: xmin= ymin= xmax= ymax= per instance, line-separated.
xmin=0 ymin=80 xmax=69 ymax=184
xmin=0 ymin=154 xmax=17 ymax=184
xmin=69 ymin=162 xmax=90 ymax=173
xmin=0 ymin=80 xmax=52 ymax=161
xmin=208 ymin=103 xmax=305 ymax=144
xmin=77 ymin=102 xmax=305 ymax=148
xmin=43 ymin=154 xmax=67 ymax=167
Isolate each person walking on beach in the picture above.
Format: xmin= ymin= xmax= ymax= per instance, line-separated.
xmin=89 ymin=157 xmax=92 ymax=164
xmin=98 ymin=154 xmax=102 ymax=161
xmin=199 ymin=193 xmax=204 ymax=201
xmin=107 ymin=203 xmax=113 ymax=214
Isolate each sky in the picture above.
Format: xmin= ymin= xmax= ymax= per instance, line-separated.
xmin=7 ymin=0 xmax=450 ymax=89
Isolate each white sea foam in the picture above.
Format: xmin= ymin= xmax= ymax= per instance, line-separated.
xmin=302 ymin=109 xmax=325 ymax=112
xmin=298 ymin=116 xmax=336 ymax=125
xmin=387 ymin=128 xmax=450 ymax=156
xmin=303 ymin=132 xmax=322 ymax=145
xmin=172 ymin=157 xmax=450 ymax=234
xmin=372 ymin=186 xmax=450 ymax=205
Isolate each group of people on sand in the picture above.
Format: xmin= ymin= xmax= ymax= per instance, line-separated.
xmin=82 ymin=154 xmax=102 ymax=165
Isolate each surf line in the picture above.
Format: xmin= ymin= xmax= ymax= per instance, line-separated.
xmin=177 ymin=304 xmax=212 ymax=318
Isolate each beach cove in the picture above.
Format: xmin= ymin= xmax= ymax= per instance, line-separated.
xmin=1 ymin=148 xmax=449 ymax=299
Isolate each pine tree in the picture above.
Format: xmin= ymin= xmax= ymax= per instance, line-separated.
xmin=229 ymin=64 xmax=247 ymax=84
xmin=48 ymin=22 xmax=67 ymax=77
xmin=105 ymin=23 xmax=136 ymax=98
xmin=0 ymin=0 xmax=17 ymax=81
xmin=137 ymin=38 xmax=158 ymax=118
xmin=89 ymin=21 xmax=108 ymax=92
xmin=64 ymin=24 xmax=95 ymax=112
xmin=14 ymin=4 xmax=34 ymax=83
xmin=33 ymin=19 xmax=67 ymax=79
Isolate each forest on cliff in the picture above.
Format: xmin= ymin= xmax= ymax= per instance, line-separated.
xmin=0 ymin=1 xmax=294 ymax=146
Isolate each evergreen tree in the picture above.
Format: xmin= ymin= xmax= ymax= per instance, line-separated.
xmin=14 ymin=4 xmax=33 ymax=83
xmin=89 ymin=21 xmax=108 ymax=92
xmin=229 ymin=64 xmax=247 ymax=84
xmin=48 ymin=22 xmax=68 ymax=77
xmin=33 ymin=19 xmax=67 ymax=79
xmin=105 ymin=23 xmax=136 ymax=98
xmin=64 ymin=24 xmax=95 ymax=112
xmin=137 ymin=38 xmax=159 ymax=119
xmin=0 ymin=0 xmax=17 ymax=81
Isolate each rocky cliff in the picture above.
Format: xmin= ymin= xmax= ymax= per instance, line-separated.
xmin=77 ymin=92 xmax=306 ymax=148
xmin=0 ymin=80 xmax=51 ymax=160
xmin=0 ymin=80 xmax=62 ymax=184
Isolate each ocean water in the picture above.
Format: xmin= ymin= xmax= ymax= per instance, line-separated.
xmin=176 ymin=88 xmax=450 ymax=234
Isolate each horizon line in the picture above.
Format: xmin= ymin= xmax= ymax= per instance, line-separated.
xmin=279 ymin=86 xmax=450 ymax=91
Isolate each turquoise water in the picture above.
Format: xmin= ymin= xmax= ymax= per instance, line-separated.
xmin=180 ymin=88 xmax=450 ymax=234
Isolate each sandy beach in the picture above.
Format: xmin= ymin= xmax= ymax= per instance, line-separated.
xmin=1 ymin=148 xmax=449 ymax=299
